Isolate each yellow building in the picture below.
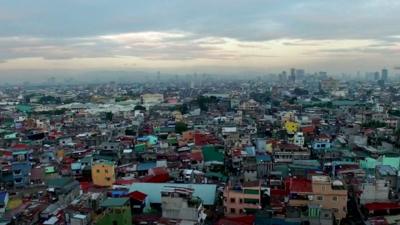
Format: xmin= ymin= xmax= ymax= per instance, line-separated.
xmin=284 ymin=121 xmax=299 ymax=134
xmin=91 ymin=160 xmax=116 ymax=187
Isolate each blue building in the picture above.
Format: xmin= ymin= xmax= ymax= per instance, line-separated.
xmin=12 ymin=161 xmax=31 ymax=188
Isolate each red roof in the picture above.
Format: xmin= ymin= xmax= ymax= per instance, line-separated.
xmin=149 ymin=167 xmax=169 ymax=176
xmin=216 ymin=215 xmax=255 ymax=225
xmin=80 ymin=182 xmax=93 ymax=193
xmin=364 ymin=202 xmax=400 ymax=211
xmin=140 ymin=174 xmax=170 ymax=183
xmin=285 ymin=177 xmax=312 ymax=194
xmin=232 ymin=149 xmax=242 ymax=157
xmin=130 ymin=191 xmax=147 ymax=202
xmin=11 ymin=143 xmax=29 ymax=150
xmin=302 ymin=126 xmax=315 ymax=134
xmin=191 ymin=151 xmax=203 ymax=161
xmin=114 ymin=179 xmax=137 ymax=185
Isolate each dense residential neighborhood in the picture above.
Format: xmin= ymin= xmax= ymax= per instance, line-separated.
xmin=0 ymin=70 xmax=400 ymax=225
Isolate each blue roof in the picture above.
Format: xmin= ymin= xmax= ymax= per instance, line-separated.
xmin=71 ymin=162 xmax=81 ymax=170
xmin=376 ymin=165 xmax=397 ymax=176
xmin=137 ymin=136 xmax=149 ymax=142
xmin=245 ymin=146 xmax=256 ymax=156
xmin=129 ymin=183 xmax=217 ymax=205
xmin=137 ymin=162 xmax=157 ymax=171
xmin=256 ymin=154 xmax=272 ymax=163
xmin=0 ymin=192 xmax=8 ymax=203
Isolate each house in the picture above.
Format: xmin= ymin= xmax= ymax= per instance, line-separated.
xmin=312 ymin=134 xmax=332 ymax=152
xmin=95 ymin=197 xmax=132 ymax=225
xmin=284 ymin=121 xmax=299 ymax=135
xmin=223 ymin=181 xmax=262 ymax=215
xmin=47 ymin=177 xmax=81 ymax=205
xmin=202 ymin=145 xmax=224 ymax=169
xmin=285 ymin=175 xmax=348 ymax=222
xmin=129 ymin=183 xmax=217 ymax=206
xmin=129 ymin=191 xmax=147 ymax=214
xmin=161 ymin=186 xmax=207 ymax=223
xmin=293 ymin=132 xmax=304 ymax=147
xmin=0 ymin=192 xmax=9 ymax=213
xmin=12 ymin=161 xmax=31 ymax=188
xmin=91 ymin=160 xmax=115 ymax=187
xmin=273 ymin=143 xmax=310 ymax=163
xmin=360 ymin=179 xmax=389 ymax=204
xmin=310 ymin=176 xmax=347 ymax=222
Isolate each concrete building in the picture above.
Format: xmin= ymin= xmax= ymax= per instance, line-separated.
xmin=310 ymin=176 xmax=347 ymax=222
xmin=360 ymin=179 xmax=389 ymax=204
xmin=161 ymin=186 xmax=207 ymax=223
xmin=223 ymin=181 xmax=262 ymax=215
xmin=91 ymin=160 xmax=116 ymax=187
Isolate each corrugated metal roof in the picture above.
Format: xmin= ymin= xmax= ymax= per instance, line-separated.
xmin=129 ymin=182 xmax=217 ymax=205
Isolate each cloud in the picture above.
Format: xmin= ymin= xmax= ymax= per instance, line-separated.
xmin=0 ymin=0 xmax=400 ymax=73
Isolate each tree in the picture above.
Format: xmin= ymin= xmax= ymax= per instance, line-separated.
xmin=105 ymin=112 xmax=113 ymax=121
xmin=175 ymin=121 xmax=188 ymax=134
xmin=134 ymin=105 xmax=146 ymax=111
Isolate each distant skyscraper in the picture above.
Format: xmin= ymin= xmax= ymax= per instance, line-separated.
xmin=289 ymin=68 xmax=296 ymax=83
xmin=295 ymin=69 xmax=305 ymax=80
xmin=374 ymin=72 xmax=380 ymax=81
xmin=279 ymin=71 xmax=287 ymax=82
xmin=382 ymin=68 xmax=388 ymax=81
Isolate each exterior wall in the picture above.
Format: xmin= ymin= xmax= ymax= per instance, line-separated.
xmin=294 ymin=133 xmax=304 ymax=146
xmin=311 ymin=178 xmax=347 ymax=221
xmin=360 ymin=180 xmax=389 ymax=204
xmin=312 ymin=141 xmax=331 ymax=151
xmin=12 ymin=161 xmax=31 ymax=188
xmin=223 ymin=185 xmax=261 ymax=215
xmin=161 ymin=196 xmax=201 ymax=221
xmin=95 ymin=206 xmax=132 ymax=225
xmin=284 ymin=121 xmax=299 ymax=134
xmin=91 ymin=162 xmax=115 ymax=187
xmin=257 ymin=161 xmax=273 ymax=178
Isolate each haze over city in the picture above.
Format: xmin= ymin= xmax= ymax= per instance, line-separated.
xmin=0 ymin=0 xmax=400 ymax=82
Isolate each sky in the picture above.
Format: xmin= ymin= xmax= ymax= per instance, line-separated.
xmin=0 ymin=0 xmax=400 ymax=79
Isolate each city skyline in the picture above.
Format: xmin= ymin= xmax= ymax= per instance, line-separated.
xmin=0 ymin=0 xmax=400 ymax=78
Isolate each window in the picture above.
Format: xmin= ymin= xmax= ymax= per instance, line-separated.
xmin=105 ymin=169 xmax=109 ymax=173
xmin=343 ymin=207 xmax=347 ymax=212
xmin=239 ymin=199 xmax=243 ymax=204
xmin=106 ymin=177 xmax=111 ymax=181
xmin=239 ymin=209 xmax=243 ymax=214
xmin=332 ymin=196 xmax=338 ymax=201
xmin=230 ymin=198 xmax=235 ymax=203
xmin=317 ymin=196 xmax=323 ymax=201
xmin=321 ymin=144 xmax=326 ymax=148
xmin=334 ymin=208 xmax=339 ymax=213
xmin=230 ymin=208 xmax=235 ymax=214
xmin=96 ymin=169 xmax=100 ymax=173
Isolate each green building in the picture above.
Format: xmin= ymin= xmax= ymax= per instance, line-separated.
xmin=95 ymin=197 xmax=132 ymax=225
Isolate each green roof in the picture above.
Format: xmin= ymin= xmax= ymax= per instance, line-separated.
xmin=332 ymin=100 xmax=363 ymax=106
xmin=167 ymin=137 xmax=178 ymax=145
xmin=202 ymin=145 xmax=224 ymax=162
xmin=47 ymin=177 xmax=74 ymax=188
xmin=4 ymin=133 xmax=17 ymax=140
xmin=12 ymin=150 xmax=28 ymax=156
xmin=45 ymin=166 xmax=56 ymax=174
xmin=205 ymin=172 xmax=227 ymax=182
xmin=93 ymin=160 xmax=114 ymax=166
xmin=135 ymin=143 xmax=146 ymax=153
xmin=101 ymin=197 xmax=129 ymax=208
xmin=16 ymin=104 xmax=32 ymax=113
